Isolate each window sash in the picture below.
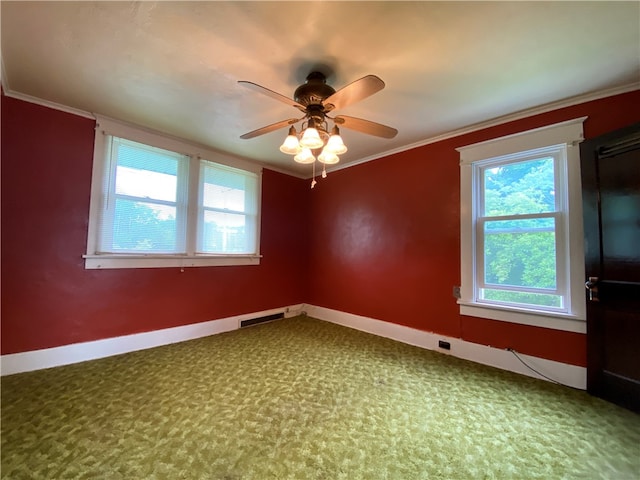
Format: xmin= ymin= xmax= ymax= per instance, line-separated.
xmin=476 ymin=213 xmax=563 ymax=292
xmin=97 ymin=137 xmax=190 ymax=254
xmin=196 ymin=159 xmax=258 ymax=255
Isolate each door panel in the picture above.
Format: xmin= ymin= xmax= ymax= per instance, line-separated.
xmin=580 ymin=122 xmax=640 ymax=413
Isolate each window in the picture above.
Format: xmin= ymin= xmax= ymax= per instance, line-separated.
xmin=457 ymin=118 xmax=587 ymax=333
xmin=98 ymin=137 xmax=188 ymax=255
xmin=198 ymin=161 xmax=258 ymax=255
xmin=85 ymin=117 xmax=261 ymax=269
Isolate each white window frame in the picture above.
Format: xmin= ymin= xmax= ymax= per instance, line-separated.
xmin=457 ymin=117 xmax=587 ymax=333
xmin=85 ymin=116 xmax=262 ymax=269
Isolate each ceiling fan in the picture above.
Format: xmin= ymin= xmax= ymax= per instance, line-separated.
xmin=238 ymin=71 xmax=397 ymax=185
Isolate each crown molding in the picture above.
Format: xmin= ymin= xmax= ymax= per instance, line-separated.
xmin=3 ymin=80 xmax=637 ymax=179
xmin=329 ymin=82 xmax=640 ymax=176
xmin=0 ymin=55 xmax=8 ymax=96
xmin=0 ymin=85 xmax=309 ymax=179
xmin=1 ymin=87 xmax=96 ymax=120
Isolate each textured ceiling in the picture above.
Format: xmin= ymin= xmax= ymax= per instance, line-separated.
xmin=2 ymin=1 xmax=639 ymax=177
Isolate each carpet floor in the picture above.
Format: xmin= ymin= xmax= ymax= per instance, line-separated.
xmin=2 ymin=316 xmax=639 ymax=479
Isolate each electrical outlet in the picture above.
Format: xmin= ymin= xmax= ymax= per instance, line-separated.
xmin=452 ymin=286 xmax=461 ymax=299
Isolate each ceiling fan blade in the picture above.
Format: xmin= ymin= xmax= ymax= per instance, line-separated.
xmin=323 ymin=75 xmax=385 ymax=112
xmin=334 ymin=115 xmax=398 ymax=139
xmin=240 ymin=118 xmax=301 ymax=140
xmin=238 ymin=81 xmax=306 ymax=113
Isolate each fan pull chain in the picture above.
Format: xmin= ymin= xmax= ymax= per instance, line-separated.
xmin=322 ymin=164 xmax=327 ymax=178
xmin=311 ymin=162 xmax=317 ymax=189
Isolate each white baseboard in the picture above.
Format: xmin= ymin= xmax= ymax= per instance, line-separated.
xmin=1 ymin=303 xmax=585 ymax=389
xmin=303 ymin=304 xmax=586 ymax=390
xmin=1 ymin=304 xmax=304 ymax=376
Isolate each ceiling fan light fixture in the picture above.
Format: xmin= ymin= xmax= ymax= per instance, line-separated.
xmin=279 ymin=126 xmax=300 ymax=154
xmin=325 ymin=126 xmax=348 ymax=155
xmin=318 ymin=148 xmax=340 ymax=165
xmin=294 ymin=148 xmax=316 ymax=164
xmin=239 ymin=71 xmax=396 ymax=188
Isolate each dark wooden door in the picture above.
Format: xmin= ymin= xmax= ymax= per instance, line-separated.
xmin=580 ymin=122 xmax=640 ymax=412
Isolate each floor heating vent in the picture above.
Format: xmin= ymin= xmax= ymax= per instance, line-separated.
xmin=240 ymin=312 xmax=284 ymax=328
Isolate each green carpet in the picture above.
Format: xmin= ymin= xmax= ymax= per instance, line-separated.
xmin=2 ymin=316 xmax=639 ymax=479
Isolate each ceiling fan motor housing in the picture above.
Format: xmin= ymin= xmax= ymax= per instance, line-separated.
xmin=294 ymin=72 xmax=336 ymax=107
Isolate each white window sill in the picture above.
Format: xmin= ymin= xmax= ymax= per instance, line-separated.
xmin=459 ymin=302 xmax=586 ymax=333
xmin=84 ymin=254 xmax=261 ymax=270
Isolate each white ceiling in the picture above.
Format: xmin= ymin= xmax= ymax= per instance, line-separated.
xmin=2 ymin=1 xmax=639 ymax=177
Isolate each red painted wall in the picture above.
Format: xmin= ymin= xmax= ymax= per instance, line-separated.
xmin=3 ymin=90 xmax=639 ymax=364
xmin=1 ymin=94 xmax=310 ymax=354
xmin=308 ymin=90 xmax=640 ymax=367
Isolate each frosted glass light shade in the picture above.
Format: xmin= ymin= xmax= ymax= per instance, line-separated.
xmin=318 ymin=149 xmax=339 ymax=165
xmin=325 ymin=133 xmax=347 ymax=155
xmin=294 ymin=148 xmax=316 ymax=164
xmin=299 ymin=127 xmax=324 ymax=149
xmin=279 ymin=134 xmax=300 ymax=155
xmin=279 ymin=126 xmax=299 ymax=154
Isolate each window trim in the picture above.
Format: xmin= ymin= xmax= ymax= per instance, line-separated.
xmin=474 ymin=146 xmax=567 ymax=313
xmin=457 ymin=117 xmax=587 ymax=333
xmin=85 ymin=116 xmax=262 ymax=269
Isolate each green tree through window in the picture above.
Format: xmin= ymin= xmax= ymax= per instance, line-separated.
xmin=480 ymin=157 xmax=561 ymax=308
xmin=113 ymin=201 xmax=177 ymax=251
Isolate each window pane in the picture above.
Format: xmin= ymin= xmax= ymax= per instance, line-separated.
xmin=111 ymin=199 xmax=177 ymax=252
xmin=484 ymin=218 xmax=556 ymax=289
xmin=481 ymin=289 xmax=562 ymax=308
xmin=202 ymin=163 xmax=251 ymax=212
xmin=115 ymin=166 xmax=177 ymax=202
xmin=201 ymin=211 xmax=252 ymax=253
xmin=483 ymin=157 xmax=555 ymax=216
xmin=114 ymin=141 xmax=178 ymax=202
